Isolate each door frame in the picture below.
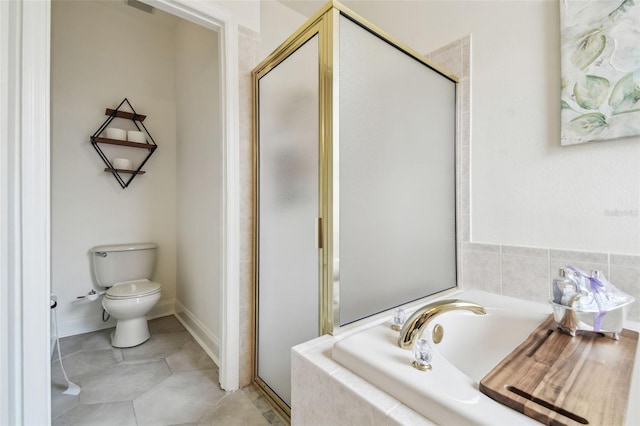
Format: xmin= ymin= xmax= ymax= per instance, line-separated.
xmin=2 ymin=1 xmax=52 ymax=424
xmin=1 ymin=0 xmax=240 ymax=423
xmin=145 ymin=0 xmax=241 ymax=395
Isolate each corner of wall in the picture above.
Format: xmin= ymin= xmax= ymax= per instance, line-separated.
xmin=174 ymin=300 xmax=220 ymax=366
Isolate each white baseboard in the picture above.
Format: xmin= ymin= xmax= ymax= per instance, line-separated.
xmin=174 ymin=300 xmax=220 ymax=366
xmin=57 ymin=299 xmax=175 ymax=338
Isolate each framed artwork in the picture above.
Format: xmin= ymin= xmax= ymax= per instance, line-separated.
xmin=560 ymin=0 xmax=640 ymax=146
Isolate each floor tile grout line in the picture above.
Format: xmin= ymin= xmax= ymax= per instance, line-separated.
xmin=131 ymin=399 xmax=140 ymax=426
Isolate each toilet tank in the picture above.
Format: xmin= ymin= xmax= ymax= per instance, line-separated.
xmin=91 ymin=242 xmax=157 ymax=287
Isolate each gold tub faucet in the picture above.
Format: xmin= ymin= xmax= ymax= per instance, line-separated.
xmin=398 ymin=299 xmax=486 ymax=349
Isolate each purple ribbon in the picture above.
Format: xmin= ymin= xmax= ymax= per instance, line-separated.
xmin=566 ymin=266 xmax=607 ymax=332
xmin=589 ymin=275 xmax=607 ymax=332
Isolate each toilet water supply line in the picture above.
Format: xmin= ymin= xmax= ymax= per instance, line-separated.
xmin=50 ymin=294 xmax=81 ymax=396
xmin=76 ymin=289 xmax=111 ymax=322
xmin=76 ymin=289 xmax=105 ymax=302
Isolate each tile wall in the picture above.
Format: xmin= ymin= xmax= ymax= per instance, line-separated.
xmin=463 ymin=244 xmax=640 ymax=321
xmin=238 ymin=25 xmax=260 ymax=387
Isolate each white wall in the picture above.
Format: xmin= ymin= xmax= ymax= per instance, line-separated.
xmin=175 ymin=19 xmax=222 ymax=351
xmin=336 ymin=0 xmax=640 ymax=255
xmin=217 ymin=0 xmax=260 ymax=33
xmin=51 ymin=0 xmax=178 ymax=334
xmin=259 ymin=0 xmax=307 ymax=60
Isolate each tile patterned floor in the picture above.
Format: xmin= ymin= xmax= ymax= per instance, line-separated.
xmin=51 ymin=316 xmax=285 ymax=426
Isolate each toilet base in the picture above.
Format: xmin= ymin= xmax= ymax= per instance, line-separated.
xmin=110 ymin=317 xmax=151 ymax=348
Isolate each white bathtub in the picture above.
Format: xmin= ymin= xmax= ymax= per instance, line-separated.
xmin=291 ymin=290 xmax=640 ymax=425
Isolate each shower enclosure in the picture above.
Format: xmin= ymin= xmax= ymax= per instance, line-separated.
xmin=252 ymin=1 xmax=458 ymax=416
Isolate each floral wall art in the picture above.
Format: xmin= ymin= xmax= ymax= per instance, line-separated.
xmin=561 ymin=0 xmax=640 ymax=146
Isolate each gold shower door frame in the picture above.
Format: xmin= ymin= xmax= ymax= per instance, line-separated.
xmin=251 ymin=0 xmax=458 ymax=417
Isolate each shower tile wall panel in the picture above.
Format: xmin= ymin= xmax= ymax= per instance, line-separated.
xmin=461 ymin=244 xmax=502 ymax=294
xmin=428 ymin=36 xmax=472 ymax=290
xmin=238 ymin=25 xmax=260 ymax=388
xmin=501 ymin=246 xmax=550 ymax=303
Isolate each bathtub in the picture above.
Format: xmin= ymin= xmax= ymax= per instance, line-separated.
xmin=291 ymin=289 xmax=640 ymax=425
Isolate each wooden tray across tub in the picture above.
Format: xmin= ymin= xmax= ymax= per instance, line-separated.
xmin=480 ymin=315 xmax=638 ymax=425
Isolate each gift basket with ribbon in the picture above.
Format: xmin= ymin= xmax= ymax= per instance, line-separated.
xmin=549 ymin=266 xmax=635 ymax=340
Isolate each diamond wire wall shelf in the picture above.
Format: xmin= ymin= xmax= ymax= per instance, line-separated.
xmin=90 ymin=98 xmax=158 ymax=189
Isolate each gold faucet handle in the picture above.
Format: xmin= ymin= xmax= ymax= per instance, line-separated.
xmin=398 ymin=299 xmax=486 ymax=349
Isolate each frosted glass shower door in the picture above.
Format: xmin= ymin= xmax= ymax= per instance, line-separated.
xmin=256 ymin=35 xmax=320 ymax=408
xmin=337 ymin=16 xmax=457 ymax=325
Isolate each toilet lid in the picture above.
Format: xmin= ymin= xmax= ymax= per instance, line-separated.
xmin=105 ymin=279 xmax=161 ymax=299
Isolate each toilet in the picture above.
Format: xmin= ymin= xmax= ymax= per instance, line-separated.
xmin=91 ymin=242 xmax=162 ymax=348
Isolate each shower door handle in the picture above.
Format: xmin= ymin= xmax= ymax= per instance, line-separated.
xmin=315 ymin=217 xmax=323 ymax=249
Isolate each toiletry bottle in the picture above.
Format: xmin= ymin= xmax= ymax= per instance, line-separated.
xmin=552 ymin=268 xmax=573 ymax=304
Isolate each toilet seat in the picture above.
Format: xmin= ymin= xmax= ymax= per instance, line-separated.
xmin=105 ymin=279 xmax=161 ymax=299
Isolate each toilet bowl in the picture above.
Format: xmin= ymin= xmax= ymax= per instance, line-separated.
xmin=102 ymin=279 xmax=162 ymax=348
xmin=91 ymin=242 xmax=162 ymax=348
